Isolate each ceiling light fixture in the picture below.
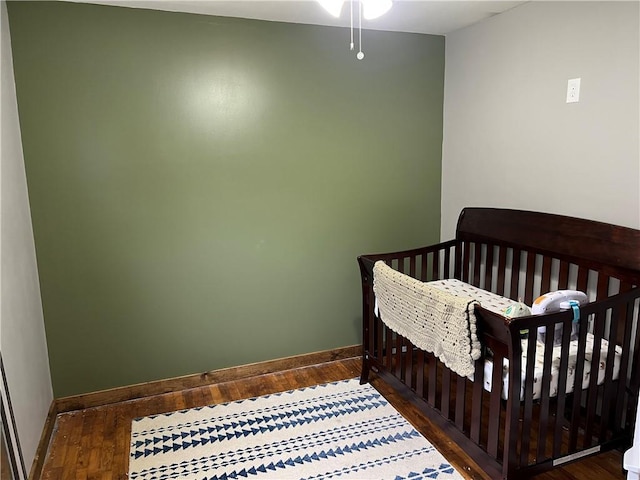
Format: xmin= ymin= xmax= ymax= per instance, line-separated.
xmin=317 ymin=0 xmax=392 ymax=60
xmin=318 ymin=0 xmax=345 ymax=17
xmin=361 ymin=0 xmax=392 ymax=20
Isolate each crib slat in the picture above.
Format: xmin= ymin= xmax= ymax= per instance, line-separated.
xmin=395 ymin=334 xmax=403 ymax=379
xmin=569 ymin=315 xmax=590 ymax=451
xmin=461 ymin=242 xmax=471 ymax=283
xmin=470 ymin=355 xmax=485 ymax=444
xmin=396 ymin=257 xmax=405 ymax=274
xmin=416 ymin=349 xmax=425 ymax=399
xmin=476 ymin=244 xmax=484 ymax=287
xmin=596 ymin=272 xmax=610 ymax=300
xmin=523 ymin=252 xmax=536 ymax=305
xmin=488 ymin=350 xmax=505 ymax=459
xmin=540 ymin=256 xmax=552 ymax=296
xmin=420 ymin=252 xmax=428 ymax=282
xmin=511 ymin=249 xmax=522 ymax=301
xmin=616 ymin=281 xmax=634 ymax=345
xmin=484 ymin=244 xmax=494 ymax=291
xmin=584 ymin=311 xmax=606 ymax=447
xmin=577 ymin=266 xmax=589 ymax=294
xmin=614 ymin=298 xmax=637 ymax=433
xmin=583 ymin=276 xmax=610 ymax=446
xmin=442 ymin=367 xmax=451 ymax=419
xmin=455 ymin=375 xmax=466 ymax=430
xmin=503 ymin=335 xmax=523 ymax=476
xmin=511 ymin=249 xmax=531 ymax=298
xmin=520 ymin=332 xmax=538 ymax=465
xmin=404 ymin=339 xmax=413 ymax=388
xmin=626 ymin=298 xmax=640 ymax=430
xmin=558 ymin=260 xmax=570 ymax=290
xmin=626 ymin=310 xmax=640 ymax=425
xmin=536 ymin=320 xmax=557 ymax=461
xmin=553 ymin=316 xmax=574 ymax=457
xmin=599 ymin=304 xmax=621 ymax=443
xmin=428 ymin=354 xmax=437 ymax=407
xmin=449 ymin=245 xmax=457 ymax=280
xmin=432 ymin=250 xmax=440 ymax=281
xmin=367 ymin=295 xmax=375 ymax=358
xmin=473 ymin=243 xmax=481 ymax=287
xmin=376 ymin=318 xmax=384 ymax=369
xmin=385 ymin=327 xmax=393 ymax=370
xmin=496 ymin=246 xmax=507 ymax=296
xmin=466 ymin=242 xmax=474 ymax=285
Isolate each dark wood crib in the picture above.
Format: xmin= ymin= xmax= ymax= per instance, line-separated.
xmin=358 ymin=207 xmax=640 ymax=479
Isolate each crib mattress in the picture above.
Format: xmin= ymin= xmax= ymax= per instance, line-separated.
xmin=484 ymin=334 xmax=622 ymax=400
xmin=426 ymin=279 xmax=623 ymax=400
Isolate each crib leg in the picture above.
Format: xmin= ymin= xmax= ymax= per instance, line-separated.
xmin=360 ymin=353 xmax=371 ymax=384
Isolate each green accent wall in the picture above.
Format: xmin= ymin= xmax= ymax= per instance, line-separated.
xmin=8 ymin=1 xmax=444 ymax=397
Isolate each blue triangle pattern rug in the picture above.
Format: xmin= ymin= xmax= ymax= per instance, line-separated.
xmin=129 ymin=378 xmax=464 ymax=480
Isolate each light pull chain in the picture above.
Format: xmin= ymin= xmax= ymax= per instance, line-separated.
xmin=357 ymin=0 xmax=364 ymax=59
xmin=350 ymin=0 xmax=354 ymax=50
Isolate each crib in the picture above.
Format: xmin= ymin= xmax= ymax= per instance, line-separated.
xmin=358 ymin=207 xmax=640 ymax=479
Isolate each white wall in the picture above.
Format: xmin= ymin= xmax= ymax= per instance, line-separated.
xmin=441 ymin=1 xmax=640 ymax=239
xmin=1 ymin=0 xmax=53 ymax=475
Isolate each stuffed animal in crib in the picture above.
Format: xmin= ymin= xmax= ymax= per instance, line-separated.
xmin=532 ymin=290 xmax=588 ymax=344
xmin=531 ymin=290 xmax=588 ymax=315
xmin=503 ymin=301 xmax=532 ymax=338
xmin=503 ymin=301 xmax=532 ymax=319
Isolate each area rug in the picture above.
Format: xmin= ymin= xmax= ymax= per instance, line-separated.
xmin=129 ymin=378 xmax=464 ymax=480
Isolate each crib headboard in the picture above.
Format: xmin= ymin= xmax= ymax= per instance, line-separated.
xmin=456 ymin=207 xmax=640 ymax=286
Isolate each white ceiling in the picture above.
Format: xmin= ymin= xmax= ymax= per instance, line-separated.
xmin=70 ymin=0 xmax=526 ymax=35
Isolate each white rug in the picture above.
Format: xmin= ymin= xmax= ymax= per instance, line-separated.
xmin=129 ymin=378 xmax=464 ymax=480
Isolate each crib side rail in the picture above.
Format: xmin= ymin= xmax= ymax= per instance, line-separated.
xmin=503 ymin=286 xmax=640 ymax=477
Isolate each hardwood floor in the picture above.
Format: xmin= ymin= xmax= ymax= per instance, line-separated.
xmin=37 ymin=357 xmax=627 ymax=480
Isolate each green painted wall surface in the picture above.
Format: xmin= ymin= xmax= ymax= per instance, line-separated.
xmin=8 ymin=1 xmax=444 ymax=397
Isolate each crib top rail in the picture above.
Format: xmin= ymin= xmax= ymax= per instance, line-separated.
xmin=456 ymin=207 xmax=640 ymax=284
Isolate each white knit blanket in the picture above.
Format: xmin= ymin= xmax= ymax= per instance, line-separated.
xmin=372 ymin=261 xmax=482 ymax=377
